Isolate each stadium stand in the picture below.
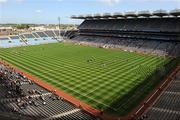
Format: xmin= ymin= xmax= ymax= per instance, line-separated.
xmin=52 ymin=29 xmax=76 ymax=40
xmin=44 ymin=30 xmax=56 ymax=38
xmin=0 ymin=25 xmax=78 ymax=48
xmin=62 ymin=30 xmax=78 ymax=39
xmin=20 ymin=33 xmax=41 ymax=45
xmin=0 ymin=29 xmax=72 ymax=48
xmin=70 ymin=12 xmax=180 ymax=57
xmin=0 ymin=36 xmax=26 ymax=48
xmin=140 ymin=70 xmax=180 ymax=120
xmin=0 ymin=62 xmax=97 ymax=120
xmin=35 ymin=31 xmax=57 ymax=43
xmin=31 ymin=32 xmax=51 ymax=44
xmin=54 ymin=30 xmax=61 ymax=38
xmin=0 ymin=37 xmax=11 ymax=48
xmin=9 ymin=36 xmax=26 ymax=47
xmin=35 ymin=31 xmax=48 ymax=38
xmin=71 ymin=35 xmax=180 ymax=57
xmin=44 ymin=30 xmax=62 ymax=41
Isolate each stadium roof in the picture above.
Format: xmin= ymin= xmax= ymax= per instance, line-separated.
xmin=124 ymin=11 xmax=137 ymax=17
xmin=169 ymin=9 xmax=180 ymax=16
xmin=153 ymin=9 xmax=168 ymax=17
xmin=113 ymin=12 xmax=124 ymax=18
xmin=138 ymin=11 xmax=152 ymax=17
xmin=71 ymin=9 xmax=180 ymax=19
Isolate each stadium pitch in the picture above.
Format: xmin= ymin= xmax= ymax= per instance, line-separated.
xmin=0 ymin=43 xmax=173 ymax=116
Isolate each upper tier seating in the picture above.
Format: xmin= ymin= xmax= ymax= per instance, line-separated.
xmin=79 ymin=18 xmax=180 ymax=33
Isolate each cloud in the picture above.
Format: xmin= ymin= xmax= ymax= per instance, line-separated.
xmin=98 ymin=0 xmax=121 ymax=5
xmin=35 ymin=9 xmax=43 ymax=13
xmin=0 ymin=0 xmax=8 ymax=3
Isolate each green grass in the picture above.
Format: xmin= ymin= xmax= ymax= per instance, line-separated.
xmin=0 ymin=43 xmax=172 ymax=116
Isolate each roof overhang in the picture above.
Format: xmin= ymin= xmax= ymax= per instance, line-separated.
xmin=93 ymin=13 xmax=102 ymax=19
xmin=101 ymin=13 xmax=112 ymax=18
xmin=124 ymin=12 xmax=137 ymax=17
xmin=170 ymin=9 xmax=180 ymax=16
xmin=71 ymin=9 xmax=180 ymax=20
xmin=138 ymin=11 xmax=152 ymax=17
xmin=112 ymin=12 xmax=124 ymax=18
xmin=153 ymin=10 xmax=168 ymax=17
xmin=71 ymin=15 xmax=86 ymax=19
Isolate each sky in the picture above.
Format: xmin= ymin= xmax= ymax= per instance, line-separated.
xmin=0 ymin=0 xmax=180 ymax=24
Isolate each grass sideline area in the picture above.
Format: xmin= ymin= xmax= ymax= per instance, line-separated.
xmin=0 ymin=43 xmax=174 ymax=116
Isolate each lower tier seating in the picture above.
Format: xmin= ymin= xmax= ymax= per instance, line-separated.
xmin=72 ymin=35 xmax=180 ymax=57
xmin=0 ymin=64 xmax=97 ymax=120
xmin=140 ymin=71 xmax=180 ymax=120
